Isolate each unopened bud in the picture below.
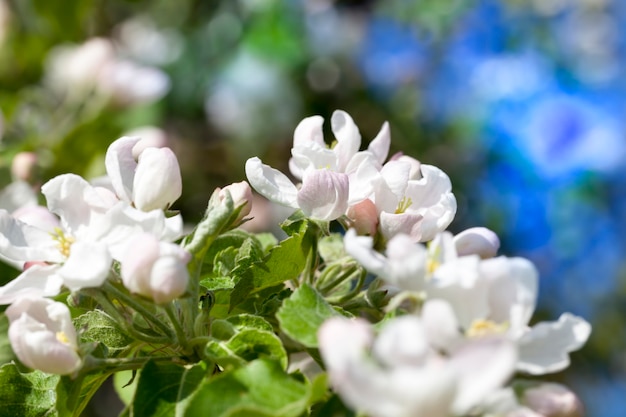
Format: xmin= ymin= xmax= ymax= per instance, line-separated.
xmin=454 ymin=227 xmax=500 ymax=258
xmin=120 ymin=233 xmax=190 ymax=304
xmin=126 ymin=126 xmax=169 ymax=159
xmin=346 ymin=199 xmax=379 ymax=236
xmin=132 ymin=147 xmax=182 ymax=211
xmin=218 ymin=181 xmax=253 ymax=222
xmin=521 ymin=383 xmax=584 ymax=417
xmin=11 ymin=152 xmax=38 ymax=182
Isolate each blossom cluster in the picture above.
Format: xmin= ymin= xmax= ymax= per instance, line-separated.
xmin=246 ymin=111 xmax=590 ymax=417
xmin=0 ymin=110 xmax=590 ymax=417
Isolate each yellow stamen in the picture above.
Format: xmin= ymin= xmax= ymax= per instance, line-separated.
xmin=56 ymin=331 xmax=70 ymax=345
xmin=427 ymin=259 xmax=440 ymax=274
xmin=395 ymin=196 xmax=413 ymax=214
xmin=51 ymin=228 xmax=75 ymax=258
xmin=466 ymin=319 xmax=508 ymax=338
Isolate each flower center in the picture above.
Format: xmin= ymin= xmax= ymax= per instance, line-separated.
xmin=466 ymin=319 xmax=508 ymax=338
xmin=395 ymin=196 xmax=413 ymax=214
xmin=51 ymin=228 xmax=75 ymax=258
xmin=56 ymin=331 xmax=70 ymax=345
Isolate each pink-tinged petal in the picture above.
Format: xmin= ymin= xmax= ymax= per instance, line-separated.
xmin=245 ymin=157 xmax=298 ymax=208
xmin=133 ymin=147 xmax=182 ymax=211
xmin=0 ymin=210 xmax=62 ymax=263
xmin=368 ymin=121 xmax=390 ymax=165
xmin=450 ymin=337 xmax=517 ymax=414
xmin=344 ymin=229 xmax=389 ymax=277
xmin=379 ymin=211 xmax=423 ymax=241
xmin=7 ymin=297 xmax=82 ymax=375
xmin=346 ymin=199 xmax=379 ymax=236
xmin=297 ymin=169 xmax=349 ymax=221
xmin=58 ymin=241 xmax=112 ymax=291
xmin=517 ymin=313 xmax=591 ymax=375
xmin=12 ymin=205 xmax=60 ymax=233
xmin=0 ymin=264 xmax=64 ymax=305
xmin=293 ymin=115 xmax=325 ymax=148
xmin=345 ymin=152 xmax=381 ymax=204
xmin=331 ymin=110 xmax=361 ymax=171
xmin=41 ymin=174 xmax=113 ymax=235
xmin=454 ymin=227 xmax=500 ymax=258
xmin=105 ymin=136 xmax=140 ymax=203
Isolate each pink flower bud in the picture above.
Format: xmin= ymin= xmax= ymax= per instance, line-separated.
xmin=132 ymin=147 xmax=182 ymax=211
xmin=346 ymin=199 xmax=379 ymax=236
xmin=6 ymin=297 xmax=82 ymax=375
xmin=218 ymin=181 xmax=253 ymax=222
xmin=11 ymin=152 xmax=38 ymax=182
xmin=522 ymin=383 xmax=584 ymax=417
xmin=453 ymin=227 xmax=500 ymax=258
xmin=121 ymin=233 xmax=190 ymax=304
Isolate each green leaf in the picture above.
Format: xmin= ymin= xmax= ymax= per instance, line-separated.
xmin=184 ymin=359 xmax=310 ymax=417
xmin=229 ymin=219 xmax=314 ymax=311
xmin=206 ymin=328 xmax=287 ymax=370
xmin=56 ymin=372 xmax=110 ymax=417
xmin=0 ymin=314 xmax=16 ymax=366
xmin=131 ymin=360 xmax=205 ymax=417
xmin=277 ymin=284 xmax=341 ymax=348
xmin=0 ymin=363 xmax=60 ymax=417
xmin=74 ymin=311 xmax=133 ymax=357
xmin=113 ymin=370 xmax=138 ymax=406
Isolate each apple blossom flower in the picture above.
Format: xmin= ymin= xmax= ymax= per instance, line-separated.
xmin=245 ymin=157 xmax=349 ymax=221
xmin=453 ymin=227 xmax=500 ymax=258
xmin=120 ymin=233 xmax=190 ymax=304
xmin=0 ymin=174 xmax=182 ymax=304
xmin=105 ymin=136 xmax=183 ymax=212
xmin=11 ymin=152 xmax=38 ymax=183
xmin=369 ymin=157 xmax=457 ymax=242
xmin=425 ymin=248 xmax=591 ymax=375
xmin=6 ymin=297 xmax=82 ymax=375
xmin=318 ymin=315 xmax=517 ymax=417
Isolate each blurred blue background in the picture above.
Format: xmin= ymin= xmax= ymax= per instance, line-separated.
xmin=1 ymin=0 xmax=625 ymax=415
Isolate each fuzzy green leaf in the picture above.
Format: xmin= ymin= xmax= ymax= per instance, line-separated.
xmin=0 ymin=363 xmax=60 ymax=417
xmin=277 ymin=284 xmax=340 ymax=348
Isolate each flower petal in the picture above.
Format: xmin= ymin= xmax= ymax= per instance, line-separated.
xmin=105 ymin=136 xmax=140 ymax=203
xmin=0 ymin=264 xmax=64 ymax=305
xmin=297 ymin=169 xmax=349 ymax=220
xmin=517 ymin=313 xmax=591 ymax=375
xmin=245 ymin=157 xmax=298 ymax=208
xmin=368 ymin=121 xmax=391 ymax=165
xmin=0 ymin=210 xmax=62 ymax=263
xmin=293 ymin=115 xmax=325 ymax=148
xmin=331 ymin=110 xmax=361 ymax=171
xmin=58 ymin=241 xmax=112 ymax=291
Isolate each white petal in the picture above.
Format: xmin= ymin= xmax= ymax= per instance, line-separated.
xmin=368 ymin=121 xmax=391 ymax=165
xmin=133 ymin=147 xmax=182 ymax=211
xmin=384 ymin=234 xmax=428 ymax=291
xmin=0 ymin=264 xmax=64 ymax=305
xmin=454 ymin=227 xmax=500 ymax=258
xmin=344 ymin=229 xmax=388 ymax=275
xmin=104 ymin=136 xmax=140 ymax=203
xmin=379 ymin=212 xmax=424 ymax=241
xmin=293 ymin=115 xmax=325 ymax=148
xmin=41 ymin=174 xmax=112 ymax=235
xmin=372 ymin=315 xmax=429 ymax=367
xmin=450 ymin=337 xmax=517 ymax=414
xmin=517 ymin=313 xmax=591 ymax=375
xmin=421 ymin=299 xmax=463 ymax=352
xmin=289 ymin=141 xmax=337 ymax=179
xmin=58 ymin=241 xmax=112 ymax=291
xmin=331 ymin=110 xmax=361 ymax=171
xmin=245 ymin=157 xmax=298 ymax=208
xmin=318 ymin=317 xmax=373 ymax=372
xmin=0 ymin=210 xmax=62 ymax=263
xmin=380 ymin=160 xmax=411 ymax=199
xmin=297 ymin=169 xmax=349 ymax=220
xmin=483 ymin=257 xmax=538 ymax=334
